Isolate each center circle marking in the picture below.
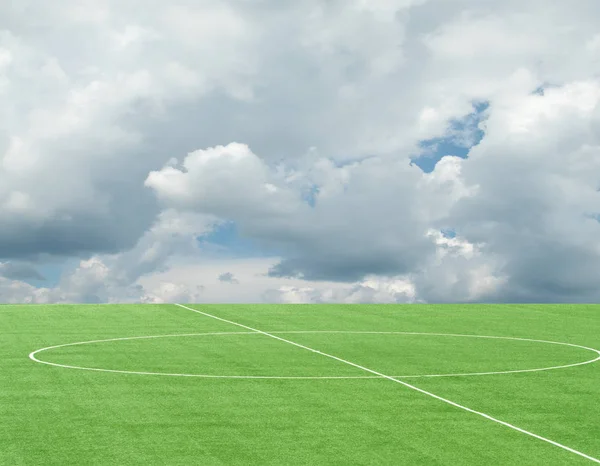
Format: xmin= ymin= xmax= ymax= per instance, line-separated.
xmin=28 ymin=331 xmax=600 ymax=379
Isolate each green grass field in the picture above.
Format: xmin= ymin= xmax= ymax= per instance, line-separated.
xmin=1 ymin=304 xmax=599 ymax=465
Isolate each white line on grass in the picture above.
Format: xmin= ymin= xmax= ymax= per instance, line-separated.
xmin=274 ymin=331 xmax=600 ymax=378
xmin=175 ymin=303 xmax=600 ymax=464
xmin=29 ymin=331 xmax=600 ymax=379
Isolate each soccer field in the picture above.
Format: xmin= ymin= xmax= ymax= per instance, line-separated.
xmin=1 ymin=304 xmax=599 ymax=465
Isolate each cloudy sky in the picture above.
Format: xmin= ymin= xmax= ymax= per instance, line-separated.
xmin=1 ymin=0 xmax=599 ymax=304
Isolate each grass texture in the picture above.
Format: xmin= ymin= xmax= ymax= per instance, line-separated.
xmin=1 ymin=303 xmax=599 ymax=465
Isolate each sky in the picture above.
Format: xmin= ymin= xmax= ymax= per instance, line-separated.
xmin=0 ymin=0 xmax=599 ymax=304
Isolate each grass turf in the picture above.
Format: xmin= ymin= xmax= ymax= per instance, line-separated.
xmin=1 ymin=303 xmax=599 ymax=465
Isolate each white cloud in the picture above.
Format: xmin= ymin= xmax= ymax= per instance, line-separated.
xmin=447 ymin=80 xmax=600 ymax=302
xmin=263 ymin=276 xmax=418 ymax=304
xmin=140 ymin=282 xmax=205 ymax=304
xmin=0 ymin=277 xmax=52 ymax=304
xmin=1 ymin=0 xmax=600 ymax=303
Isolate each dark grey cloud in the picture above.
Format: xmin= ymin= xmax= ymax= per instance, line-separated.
xmin=218 ymin=272 xmax=239 ymax=284
xmin=0 ymin=262 xmax=45 ymax=281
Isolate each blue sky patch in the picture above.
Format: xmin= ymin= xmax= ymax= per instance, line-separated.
xmin=412 ymin=101 xmax=489 ymax=173
xmin=24 ymin=259 xmax=75 ymax=288
xmin=440 ymin=228 xmax=457 ymax=239
xmin=302 ymin=184 xmax=320 ymax=207
xmin=197 ymin=221 xmax=278 ymax=258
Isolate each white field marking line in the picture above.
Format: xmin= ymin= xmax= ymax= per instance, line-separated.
xmin=29 ymin=331 xmax=600 ymax=380
xmin=28 ymin=331 xmax=365 ymax=379
xmin=273 ymin=331 xmax=600 ymax=378
xmin=28 ymin=332 xmax=260 ymax=377
xmin=175 ymin=303 xmax=600 ymax=464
